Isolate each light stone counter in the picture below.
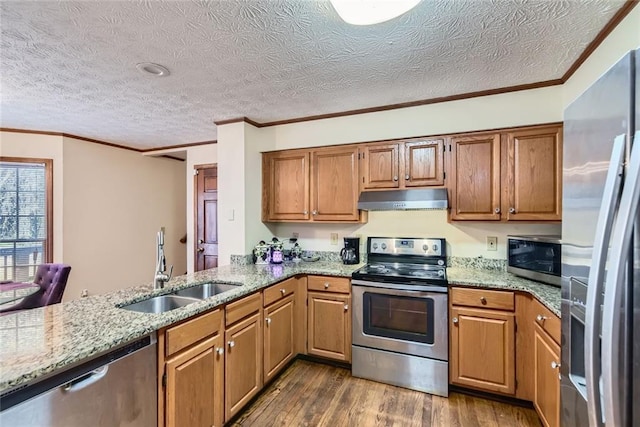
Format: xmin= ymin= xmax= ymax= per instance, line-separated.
xmin=0 ymin=261 xmax=560 ymax=394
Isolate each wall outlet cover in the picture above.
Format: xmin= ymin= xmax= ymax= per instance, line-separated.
xmin=330 ymin=233 xmax=339 ymax=245
xmin=487 ymin=236 xmax=498 ymax=251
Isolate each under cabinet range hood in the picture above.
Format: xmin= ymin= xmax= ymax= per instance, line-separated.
xmin=357 ymin=189 xmax=448 ymax=211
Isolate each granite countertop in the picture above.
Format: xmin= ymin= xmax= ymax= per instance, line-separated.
xmin=0 ymin=261 xmax=560 ymax=394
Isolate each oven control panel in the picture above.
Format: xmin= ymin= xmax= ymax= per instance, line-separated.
xmin=368 ymin=237 xmax=444 ymax=256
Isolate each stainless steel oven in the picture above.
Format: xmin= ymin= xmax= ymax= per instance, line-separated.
xmin=351 ymin=237 xmax=449 ymax=397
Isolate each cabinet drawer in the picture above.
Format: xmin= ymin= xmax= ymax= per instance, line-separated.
xmin=165 ymin=309 xmax=223 ymax=357
xmin=263 ymin=277 xmax=297 ymax=307
xmin=451 ymin=287 xmax=515 ymax=311
xmin=532 ymin=299 xmax=561 ymax=345
xmin=307 ymin=275 xmax=350 ymax=294
xmin=226 ymin=292 xmax=261 ymax=326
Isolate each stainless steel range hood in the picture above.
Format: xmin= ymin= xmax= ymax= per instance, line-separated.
xmin=357 ymin=189 xmax=448 ymax=211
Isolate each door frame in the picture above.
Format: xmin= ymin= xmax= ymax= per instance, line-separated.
xmin=193 ymin=163 xmax=217 ymax=272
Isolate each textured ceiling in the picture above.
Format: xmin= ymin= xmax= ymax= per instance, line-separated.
xmin=0 ymin=0 xmax=627 ymax=150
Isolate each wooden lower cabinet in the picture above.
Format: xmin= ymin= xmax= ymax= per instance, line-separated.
xmin=225 ymin=312 xmax=263 ymax=421
xmin=534 ymin=324 xmax=561 ymax=427
xmin=307 ymin=292 xmax=351 ymax=362
xmin=450 ymin=306 xmax=515 ymax=394
xmin=264 ymin=295 xmax=295 ymax=382
xmin=165 ymin=335 xmax=224 ymax=427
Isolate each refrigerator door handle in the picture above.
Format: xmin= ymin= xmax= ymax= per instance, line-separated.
xmin=602 ymin=131 xmax=640 ymax=427
xmin=585 ymin=134 xmax=626 ymax=427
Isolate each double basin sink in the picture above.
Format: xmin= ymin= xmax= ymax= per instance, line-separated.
xmin=120 ymin=282 xmax=240 ymax=314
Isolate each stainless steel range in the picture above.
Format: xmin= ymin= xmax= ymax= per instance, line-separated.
xmin=351 ymin=237 xmax=449 ymax=397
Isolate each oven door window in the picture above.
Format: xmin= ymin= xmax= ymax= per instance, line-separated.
xmin=363 ymin=292 xmax=435 ymax=344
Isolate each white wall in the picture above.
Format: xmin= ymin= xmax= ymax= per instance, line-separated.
xmin=0 ymin=131 xmax=65 ymax=262
xmin=62 ymin=136 xmax=186 ymax=300
xmin=185 ymin=144 xmax=217 ymax=274
xmin=563 ymin=7 xmax=640 ymax=108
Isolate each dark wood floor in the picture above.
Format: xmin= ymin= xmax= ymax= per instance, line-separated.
xmin=231 ymin=359 xmax=541 ymax=427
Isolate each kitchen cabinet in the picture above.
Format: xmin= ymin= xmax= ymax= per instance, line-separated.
xmin=534 ymin=324 xmax=561 ymax=427
xmin=359 ymin=138 xmax=445 ymax=190
xmin=160 ymin=309 xmax=224 ymax=427
xmin=448 ymin=132 xmax=502 ymax=220
xmin=262 ymin=150 xmax=310 ymax=221
xmin=307 ymin=276 xmax=351 ymax=362
xmin=449 ymin=287 xmax=516 ymax=394
xmin=505 ymin=126 xmax=562 ymax=221
xmin=262 ymin=146 xmax=363 ymax=223
xmin=224 ymin=293 xmax=263 ymax=422
xmin=448 ymin=124 xmax=563 ymax=221
xmin=263 ymin=277 xmax=299 ymax=383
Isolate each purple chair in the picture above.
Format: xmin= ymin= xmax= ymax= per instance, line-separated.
xmin=0 ymin=264 xmax=71 ymax=313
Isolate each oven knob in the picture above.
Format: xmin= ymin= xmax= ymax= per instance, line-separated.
xmin=438 ymin=270 xmax=444 ymax=276
xmin=381 ymin=243 xmax=387 ymax=250
xmin=432 ymin=244 xmax=439 ymax=252
xmin=373 ymin=243 xmax=378 ymax=250
xmin=422 ymin=244 xmax=428 ymax=251
xmin=437 ymin=260 xmax=444 ymax=266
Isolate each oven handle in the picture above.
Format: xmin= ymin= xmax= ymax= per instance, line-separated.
xmin=351 ymin=279 xmax=448 ymax=294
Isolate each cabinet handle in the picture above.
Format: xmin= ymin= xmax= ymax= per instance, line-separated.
xmin=494 ymin=207 xmax=501 ymax=214
xmin=197 ymin=247 xmax=205 ymax=253
xmin=551 ymin=361 xmax=561 ymax=369
xmin=216 ymin=347 xmax=224 ymax=356
xmin=509 ymin=207 xmax=516 ymax=214
xmin=393 ymin=176 xmax=398 ymax=181
xmin=280 ymin=289 xmax=286 ymax=295
xmin=312 ymin=210 xmax=318 ymax=215
xmin=480 ymin=296 xmax=487 ymax=304
xmin=265 ymin=317 xmax=271 ymax=325
xmin=452 ymin=317 xmax=459 ymax=324
xmin=344 ymin=304 xmax=349 ymax=310
xmin=324 ymin=283 xmax=330 ymax=289
xmin=228 ymin=341 xmax=235 ymax=348
xmin=405 ymin=174 xmax=410 ymax=180
xmin=198 ymin=239 xmax=204 ymax=244
xmin=536 ymin=314 xmax=547 ymax=323
xmin=303 ymin=210 xmax=308 ymax=215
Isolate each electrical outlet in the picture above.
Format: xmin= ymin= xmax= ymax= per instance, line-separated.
xmin=487 ymin=236 xmax=498 ymax=251
xmin=330 ymin=233 xmax=339 ymax=245
xmin=80 ymin=289 xmax=89 ymax=298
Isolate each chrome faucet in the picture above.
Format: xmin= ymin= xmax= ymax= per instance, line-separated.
xmin=154 ymin=229 xmax=173 ymax=290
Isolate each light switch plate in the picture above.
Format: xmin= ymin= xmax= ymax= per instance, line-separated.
xmin=487 ymin=236 xmax=498 ymax=251
xmin=330 ymin=233 xmax=339 ymax=245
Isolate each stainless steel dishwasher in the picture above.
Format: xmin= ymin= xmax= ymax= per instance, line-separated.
xmin=0 ymin=334 xmax=157 ymax=426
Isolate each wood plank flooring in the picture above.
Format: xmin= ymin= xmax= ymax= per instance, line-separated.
xmin=231 ymin=360 xmax=541 ymax=427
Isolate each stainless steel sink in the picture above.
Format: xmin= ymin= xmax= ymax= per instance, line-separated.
xmin=172 ymin=282 xmax=240 ymax=299
xmin=120 ymin=295 xmax=199 ymax=313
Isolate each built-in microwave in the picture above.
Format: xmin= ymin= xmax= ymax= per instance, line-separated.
xmin=507 ymin=235 xmax=561 ymax=286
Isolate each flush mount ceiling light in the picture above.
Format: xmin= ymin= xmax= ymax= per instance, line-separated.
xmin=330 ymin=0 xmax=422 ymax=25
xmin=136 ymin=62 xmax=170 ymax=77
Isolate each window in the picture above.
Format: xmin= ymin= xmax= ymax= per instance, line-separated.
xmin=0 ymin=158 xmax=53 ymax=282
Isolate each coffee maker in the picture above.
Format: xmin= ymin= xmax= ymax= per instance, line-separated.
xmin=340 ymin=237 xmax=360 ymax=265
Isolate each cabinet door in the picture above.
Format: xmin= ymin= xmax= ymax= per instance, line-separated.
xmin=310 ymin=147 xmax=360 ymax=221
xmin=534 ymin=324 xmax=561 ymax=427
xmin=404 ymin=139 xmax=444 ymax=187
xmin=264 ymin=295 xmax=295 ymax=382
xmin=450 ymin=306 xmax=515 ymax=394
xmin=225 ymin=313 xmax=263 ymax=421
xmin=307 ymin=292 xmax=351 ymax=362
xmin=449 ymin=133 xmax=501 ymax=220
xmin=165 ymin=334 xmax=224 ymax=427
xmin=360 ymin=143 xmax=400 ymax=189
xmin=505 ymin=126 xmax=562 ymax=221
xmin=263 ymin=151 xmax=310 ymax=221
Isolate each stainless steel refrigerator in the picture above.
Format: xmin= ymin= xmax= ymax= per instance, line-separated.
xmin=561 ymin=49 xmax=640 ymax=427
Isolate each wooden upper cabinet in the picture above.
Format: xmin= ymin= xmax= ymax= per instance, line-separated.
xmin=263 ymin=150 xmax=310 ymax=221
xmin=311 ymin=146 xmax=360 ymax=221
xmin=505 ymin=126 xmax=562 ymax=221
xmin=449 ymin=133 xmax=502 ymax=220
xmin=404 ymin=139 xmax=445 ymax=187
xmin=360 ymin=143 xmax=400 ymax=189
xmin=359 ymin=139 xmax=444 ymax=190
